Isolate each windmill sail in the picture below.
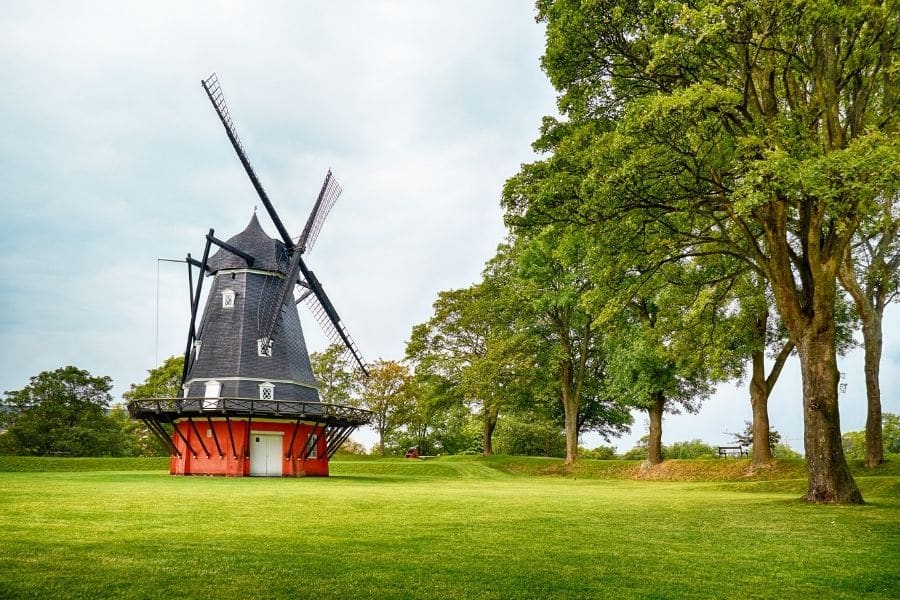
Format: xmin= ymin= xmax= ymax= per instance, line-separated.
xmin=297 ymin=170 xmax=342 ymax=254
xmin=303 ymin=292 xmax=368 ymax=376
xmin=259 ymin=171 xmax=342 ymax=345
xmin=201 ymin=73 xmax=294 ymax=248
xmin=202 ymin=73 xmax=367 ymax=377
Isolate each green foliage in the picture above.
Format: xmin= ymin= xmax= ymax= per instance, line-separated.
xmin=513 ymin=228 xmax=634 ymax=448
xmin=664 ymin=439 xmax=718 ymax=460
xmin=843 ymin=413 xmax=900 ymax=459
xmin=405 ymin=283 xmax=506 ymax=452
xmin=579 ymin=445 xmax=617 ymax=460
xmin=772 ymin=443 xmax=803 ymax=460
xmin=842 ymin=430 xmax=867 ymax=460
xmin=120 ymin=357 xmax=183 ymax=456
xmin=621 ymin=435 xmax=649 ymax=461
xmin=388 ymin=401 xmax=480 ymax=456
xmin=123 ymin=356 xmax=183 ymax=400
xmin=887 ymin=414 xmax=900 ymax=455
xmin=0 ymin=366 xmax=121 ymax=457
xmin=494 ymin=414 xmax=566 ymax=458
xmin=309 ymin=344 xmax=360 ymax=406
xmin=361 ymin=360 xmax=415 ymax=456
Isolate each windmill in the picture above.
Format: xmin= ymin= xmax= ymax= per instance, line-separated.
xmin=128 ymin=73 xmax=371 ymax=477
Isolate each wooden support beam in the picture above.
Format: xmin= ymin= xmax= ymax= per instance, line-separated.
xmin=285 ymin=418 xmax=303 ymax=459
xmin=206 ymin=417 xmax=224 ymax=458
xmin=325 ymin=425 xmax=352 ymax=458
xmin=142 ymin=418 xmax=179 ymax=457
xmin=244 ymin=416 xmax=253 ymax=459
xmin=301 ymin=422 xmax=326 ymax=460
xmin=327 ymin=427 xmax=356 ymax=459
xmin=224 ymin=416 xmax=238 ymax=459
xmin=187 ymin=417 xmax=211 ymax=458
xmin=167 ymin=417 xmax=198 ymax=458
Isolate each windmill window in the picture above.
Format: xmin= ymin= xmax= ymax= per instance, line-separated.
xmin=222 ymin=289 xmax=236 ymax=308
xmin=203 ymin=380 xmax=221 ymax=410
xmin=306 ymin=434 xmax=318 ymax=459
xmin=259 ymin=382 xmax=274 ymax=401
xmin=257 ymin=337 xmax=273 ymax=357
xmin=193 ymin=340 xmax=202 ymax=359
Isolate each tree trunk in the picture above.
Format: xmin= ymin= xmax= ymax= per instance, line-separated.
xmin=561 ymin=363 xmax=579 ymax=466
xmin=748 ymin=310 xmax=775 ymax=466
xmin=796 ymin=328 xmax=863 ymax=503
xmin=647 ymin=393 xmax=664 ymax=465
xmin=749 ymin=350 xmax=774 ymax=466
xmin=482 ymin=404 xmax=499 ymax=456
xmin=762 ymin=201 xmax=863 ymax=504
xmin=562 ymin=391 xmax=579 ymax=466
xmin=838 ymin=252 xmax=886 ymax=468
xmin=861 ymin=319 xmax=885 ymax=467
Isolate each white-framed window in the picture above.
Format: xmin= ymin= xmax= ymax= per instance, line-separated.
xmin=306 ymin=433 xmax=318 ymax=459
xmin=259 ymin=382 xmax=274 ymax=401
xmin=203 ymin=380 xmax=221 ymax=410
xmin=257 ymin=337 xmax=273 ymax=357
xmin=193 ymin=340 xmax=202 ymax=359
xmin=222 ymin=289 xmax=235 ymax=308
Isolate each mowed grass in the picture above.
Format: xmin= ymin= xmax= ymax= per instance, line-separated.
xmin=0 ymin=457 xmax=897 ymax=599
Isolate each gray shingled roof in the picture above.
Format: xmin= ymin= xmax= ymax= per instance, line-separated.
xmin=206 ymin=214 xmax=290 ymax=275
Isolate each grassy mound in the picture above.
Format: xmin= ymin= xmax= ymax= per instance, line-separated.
xmin=0 ymin=456 xmax=170 ymax=472
xmin=462 ymin=454 xmax=900 ymax=480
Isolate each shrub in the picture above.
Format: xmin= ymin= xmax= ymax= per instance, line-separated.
xmin=664 ymin=439 xmax=717 ymax=459
xmin=772 ymin=443 xmax=802 ymax=460
xmin=494 ymin=416 xmax=565 ymax=457
xmin=580 ymin=445 xmax=617 ymax=460
xmin=621 ymin=446 xmax=648 ymax=461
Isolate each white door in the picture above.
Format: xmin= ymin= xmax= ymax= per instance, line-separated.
xmin=249 ymin=433 xmax=283 ymax=476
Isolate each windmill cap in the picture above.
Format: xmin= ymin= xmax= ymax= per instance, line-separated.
xmin=206 ymin=214 xmax=290 ymax=275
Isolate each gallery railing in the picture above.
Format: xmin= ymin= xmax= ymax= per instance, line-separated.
xmin=127 ymin=397 xmax=371 ymax=425
xmin=127 ymin=397 xmax=371 ymax=460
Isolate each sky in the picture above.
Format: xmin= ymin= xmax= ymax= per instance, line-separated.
xmin=1 ymin=1 xmax=897 ymax=454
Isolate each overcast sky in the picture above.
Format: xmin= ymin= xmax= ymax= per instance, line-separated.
xmin=1 ymin=1 xmax=897 ymax=453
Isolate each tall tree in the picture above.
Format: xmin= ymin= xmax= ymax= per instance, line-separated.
xmin=506 ymin=0 xmax=896 ymax=503
xmin=361 ymin=360 xmax=414 ymax=456
xmin=838 ymin=205 xmax=900 ymax=467
xmin=310 ymin=344 xmax=361 ymax=406
xmin=406 ymin=281 xmax=516 ymax=456
xmin=513 ymin=229 xmax=632 ymax=464
xmin=604 ymin=291 xmax=715 ymax=465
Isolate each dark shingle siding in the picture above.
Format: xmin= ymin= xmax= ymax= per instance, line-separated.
xmin=185 ymin=217 xmax=320 ymax=403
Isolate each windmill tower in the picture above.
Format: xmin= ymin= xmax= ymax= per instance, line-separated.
xmin=128 ymin=73 xmax=371 ymax=477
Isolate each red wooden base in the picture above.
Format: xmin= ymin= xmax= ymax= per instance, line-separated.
xmin=168 ymin=418 xmax=329 ymax=477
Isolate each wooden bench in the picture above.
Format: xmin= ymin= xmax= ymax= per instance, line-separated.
xmin=717 ymin=445 xmax=748 ymax=458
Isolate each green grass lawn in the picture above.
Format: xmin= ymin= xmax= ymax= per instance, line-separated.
xmin=0 ymin=457 xmax=897 ymax=599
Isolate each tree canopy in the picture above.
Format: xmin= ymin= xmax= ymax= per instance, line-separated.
xmin=498 ymin=0 xmax=898 ymax=503
xmin=1 ymin=367 xmax=120 ymax=456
